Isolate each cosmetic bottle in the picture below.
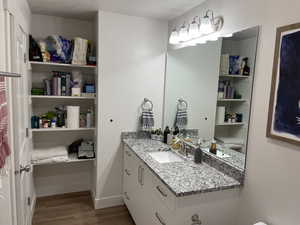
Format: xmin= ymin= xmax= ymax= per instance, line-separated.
xmin=163 ymin=126 xmax=170 ymax=144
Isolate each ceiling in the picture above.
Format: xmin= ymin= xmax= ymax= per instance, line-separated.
xmin=27 ymin=0 xmax=206 ymax=21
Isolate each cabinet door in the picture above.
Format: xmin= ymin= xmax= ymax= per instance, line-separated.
xmin=123 ymin=146 xmax=155 ymax=225
xmin=123 ymin=147 xmax=140 ymax=223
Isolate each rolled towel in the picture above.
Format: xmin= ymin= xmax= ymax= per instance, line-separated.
xmin=254 ymin=222 xmax=267 ymax=225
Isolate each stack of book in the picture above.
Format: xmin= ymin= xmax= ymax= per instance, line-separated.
xmin=43 ymin=71 xmax=72 ymax=96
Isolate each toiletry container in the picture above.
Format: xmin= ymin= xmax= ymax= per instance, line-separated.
xmin=216 ymin=106 xmax=226 ymax=124
xmin=209 ymin=139 xmax=217 ymax=155
xmin=67 ymin=106 xmax=80 ymax=128
xmin=194 ymin=147 xmax=202 ymax=164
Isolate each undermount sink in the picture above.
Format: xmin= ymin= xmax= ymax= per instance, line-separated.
xmin=149 ymin=151 xmax=184 ymax=163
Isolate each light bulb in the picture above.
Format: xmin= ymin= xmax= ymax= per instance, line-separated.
xmin=169 ymin=29 xmax=180 ymax=45
xmin=200 ymin=16 xmax=214 ymax=34
xmin=179 ymin=24 xmax=189 ymax=42
xmin=189 ymin=19 xmax=200 ymax=38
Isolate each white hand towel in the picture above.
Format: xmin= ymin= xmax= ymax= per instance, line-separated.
xmin=254 ymin=222 xmax=267 ymax=225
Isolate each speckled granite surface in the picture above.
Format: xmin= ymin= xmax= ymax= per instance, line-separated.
xmin=188 ymin=138 xmax=246 ymax=170
xmin=122 ymin=138 xmax=241 ymax=197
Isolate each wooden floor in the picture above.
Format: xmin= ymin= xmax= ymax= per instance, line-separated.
xmin=32 ymin=191 xmax=135 ymax=225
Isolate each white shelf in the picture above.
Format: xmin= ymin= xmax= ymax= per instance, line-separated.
xmin=31 ymin=95 xmax=95 ymax=100
xmin=219 ymin=74 xmax=250 ymax=78
xmin=216 ymin=122 xmax=245 ymax=126
xmin=30 ymin=61 xmax=96 ymax=69
xmin=31 ymin=127 xmax=95 ymax=132
xmin=32 ymin=153 xmax=95 ymax=166
xmin=217 ymin=99 xmax=247 ymax=102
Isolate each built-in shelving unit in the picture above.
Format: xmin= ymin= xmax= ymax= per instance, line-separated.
xmin=214 ymin=30 xmax=258 ymax=153
xmin=28 ymin=12 xmax=99 ymax=202
xmin=30 ymin=61 xmax=96 ymax=69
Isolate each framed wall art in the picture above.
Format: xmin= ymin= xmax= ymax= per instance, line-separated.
xmin=267 ymin=23 xmax=300 ymax=145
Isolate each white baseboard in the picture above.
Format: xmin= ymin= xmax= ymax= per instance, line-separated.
xmin=94 ymin=195 xmax=124 ymax=209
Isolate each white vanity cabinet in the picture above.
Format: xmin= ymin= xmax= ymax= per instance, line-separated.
xmin=123 ymin=145 xmax=240 ymax=225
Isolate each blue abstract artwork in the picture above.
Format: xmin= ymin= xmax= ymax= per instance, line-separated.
xmin=273 ymin=30 xmax=300 ymax=137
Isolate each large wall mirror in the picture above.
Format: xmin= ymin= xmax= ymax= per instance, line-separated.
xmin=163 ymin=26 xmax=259 ymax=171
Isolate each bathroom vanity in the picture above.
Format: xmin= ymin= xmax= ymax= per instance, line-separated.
xmin=122 ymin=26 xmax=259 ymax=225
xmin=122 ymin=137 xmax=242 ymax=225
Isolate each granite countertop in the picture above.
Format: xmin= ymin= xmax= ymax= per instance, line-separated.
xmin=187 ymin=138 xmax=245 ymax=171
xmin=123 ymin=138 xmax=241 ymax=197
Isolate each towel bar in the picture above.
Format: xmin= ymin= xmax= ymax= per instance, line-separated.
xmin=0 ymin=71 xmax=21 ymax=78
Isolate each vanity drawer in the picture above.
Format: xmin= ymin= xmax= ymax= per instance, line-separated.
xmin=150 ymin=171 xmax=177 ymax=211
xmin=149 ymin=194 xmax=174 ymax=225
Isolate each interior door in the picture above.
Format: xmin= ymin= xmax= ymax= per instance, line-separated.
xmin=0 ymin=1 xmax=15 ymax=225
xmin=8 ymin=12 xmax=31 ymax=225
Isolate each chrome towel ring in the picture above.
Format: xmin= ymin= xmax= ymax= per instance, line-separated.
xmin=177 ymin=98 xmax=188 ymax=110
xmin=142 ymin=98 xmax=153 ymax=111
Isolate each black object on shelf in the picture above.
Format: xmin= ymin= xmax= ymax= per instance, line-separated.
xmin=163 ymin=126 xmax=170 ymax=144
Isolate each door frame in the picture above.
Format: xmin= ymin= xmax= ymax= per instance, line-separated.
xmin=1 ymin=1 xmax=32 ymax=224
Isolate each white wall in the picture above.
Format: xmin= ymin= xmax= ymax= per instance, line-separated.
xmin=164 ymin=40 xmax=221 ymax=138
xmin=31 ymin=14 xmax=95 ymax=42
xmin=96 ymin=11 xmax=167 ymax=208
xmin=170 ymin=0 xmax=300 ymax=224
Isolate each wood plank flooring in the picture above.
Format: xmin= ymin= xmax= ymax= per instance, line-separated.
xmin=32 ymin=191 xmax=135 ymax=225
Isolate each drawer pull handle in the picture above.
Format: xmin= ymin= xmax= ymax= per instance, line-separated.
xmin=126 ymin=151 xmax=132 ymax=157
xmin=155 ymin=212 xmax=166 ymax=225
xmin=140 ymin=167 xmax=144 ymax=186
xmin=125 ymin=169 xmax=131 ymax=176
xmin=156 ymin=186 xmax=167 ymax=197
xmin=124 ymin=192 xmax=130 ymax=200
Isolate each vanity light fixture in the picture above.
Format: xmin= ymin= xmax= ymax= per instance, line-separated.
xmin=179 ymin=23 xmax=189 ymax=42
xmin=169 ymin=28 xmax=180 ymax=44
xmin=189 ymin=16 xmax=201 ymax=38
xmin=169 ymin=9 xmax=224 ymax=45
xmin=200 ymin=10 xmax=215 ymax=34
